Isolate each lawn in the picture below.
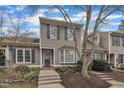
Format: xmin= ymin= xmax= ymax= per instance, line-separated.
xmin=0 ymin=66 xmax=40 ymax=88
xmin=59 ymin=72 xmax=110 ymax=88
xmin=55 ymin=67 xmax=111 ymax=88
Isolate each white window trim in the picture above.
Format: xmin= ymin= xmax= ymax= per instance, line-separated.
xmin=94 ymin=53 xmax=100 ymax=60
xmin=59 ymin=49 xmax=76 ymax=63
xmin=118 ymin=53 xmax=124 ymax=64
xmin=50 ymin=24 xmax=57 ymax=40
xmin=66 ymin=27 xmax=74 ymax=41
xmin=16 ymin=48 xmax=32 ymax=64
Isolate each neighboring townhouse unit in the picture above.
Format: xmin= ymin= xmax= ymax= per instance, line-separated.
xmin=86 ymin=31 xmax=124 ymax=68
xmin=99 ymin=31 xmax=124 ymax=67
xmin=82 ymin=32 xmax=108 ymax=62
xmin=0 ymin=37 xmax=40 ymax=67
xmin=39 ymin=17 xmax=82 ymax=67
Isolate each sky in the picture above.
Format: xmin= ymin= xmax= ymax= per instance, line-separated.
xmin=0 ymin=5 xmax=123 ymax=38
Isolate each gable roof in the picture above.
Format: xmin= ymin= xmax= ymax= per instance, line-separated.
xmin=39 ymin=17 xmax=83 ymax=28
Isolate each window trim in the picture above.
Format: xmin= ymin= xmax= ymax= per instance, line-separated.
xmin=65 ymin=27 xmax=74 ymax=41
xmin=59 ymin=49 xmax=76 ymax=63
xmin=112 ymin=36 xmax=120 ymax=46
xmin=16 ymin=48 xmax=32 ymax=64
xmin=122 ymin=37 xmax=124 ymax=47
xmin=49 ymin=24 xmax=58 ymax=40
xmin=94 ymin=53 xmax=100 ymax=60
xmin=118 ymin=54 xmax=124 ymax=64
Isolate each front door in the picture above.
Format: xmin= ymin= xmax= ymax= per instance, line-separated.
xmin=43 ymin=50 xmax=51 ymax=67
xmin=0 ymin=49 xmax=5 ymax=66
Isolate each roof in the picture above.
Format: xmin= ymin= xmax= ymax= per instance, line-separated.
xmin=58 ymin=45 xmax=75 ymax=50
xmin=1 ymin=37 xmax=39 ymax=47
xmin=39 ymin=17 xmax=83 ymax=27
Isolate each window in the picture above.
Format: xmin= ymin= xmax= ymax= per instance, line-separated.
xmin=118 ymin=54 xmax=124 ymax=64
xmin=112 ymin=36 xmax=120 ymax=46
xmin=17 ymin=50 xmax=23 ymax=62
xmin=94 ymin=53 xmax=100 ymax=59
xmin=25 ymin=50 xmax=31 ymax=62
xmin=65 ymin=27 xmax=74 ymax=41
xmin=47 ymin=24 xmax=59 ymax=40
xmin=60 ymin=49 xmax=76 ymax=63
xmin=122 ymin=37 xmax=124 ymax=47
xmin=16 ymin=49 xmax=31 ymax=63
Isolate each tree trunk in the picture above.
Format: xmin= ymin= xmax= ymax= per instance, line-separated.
xmin=82 ymin=62 xmax=89 ymax=77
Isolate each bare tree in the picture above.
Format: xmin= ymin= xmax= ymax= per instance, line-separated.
xmin=119 ymin=19 xmax=124 ymax=32
xmin=27 ymin=5 xmax=124 ymax=77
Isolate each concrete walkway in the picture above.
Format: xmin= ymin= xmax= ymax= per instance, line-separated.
xmin=38 ymin=69 xmax=65 ymax=88
xmin=90 ymin=71 xmax=124 ymax=88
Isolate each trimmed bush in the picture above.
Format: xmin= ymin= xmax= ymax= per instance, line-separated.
xmin=24 ymin=71 xmax=38 ymax=82
xmin=0 ymin=83 xmax=10 ymax=88
xmin=55 ymin=66 xmax=69 ymax=73
xmin=75 ymin=60 xmax=83 ymax=72
xmin=92 ymin=59 xmax=109 ymax=71
xmin=14 ymin=65 xmax=31 ymax=75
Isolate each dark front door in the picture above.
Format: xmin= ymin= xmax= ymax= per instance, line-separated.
xmin=44 ymin=50 xmax=51 ymax=67
xmin=0 ymin=49 xmax=5 ymax=66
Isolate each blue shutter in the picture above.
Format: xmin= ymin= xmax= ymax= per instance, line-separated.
xmin=12 ymin=48 xmax=16 ymax=64
xmin=47 ymin=24 xmax=50 ymax=39
xmin=32 ymin=49 xmax=35 ymax=64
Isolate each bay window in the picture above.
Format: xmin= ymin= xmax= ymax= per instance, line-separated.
xmin=60 ymin=49 xmax=76 ymax=63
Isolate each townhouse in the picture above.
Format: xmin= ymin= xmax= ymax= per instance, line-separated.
xmin=0 ymin=37 xmax=40 ymax=67
xmin=87 ymin=31 xmax=124 ymax=67
xmin=39 ymin=17 xmax=82 ymax=67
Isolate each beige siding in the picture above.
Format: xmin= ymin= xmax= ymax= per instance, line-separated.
xmin=40 ymin=23 xmax=81 ymax=66
xmin=99 ymin=32 xmax=109 ymax=49
xmin=35 ymin=48 xmax=40 ymax=65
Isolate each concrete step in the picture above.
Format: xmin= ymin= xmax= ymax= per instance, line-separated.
xmin=39 ymin=74 xmax=60 ymax=78
xmin=38 ymin=76 xmax=61 ymax=81
xmin=38 ymin=83 xmax=64 ymax=88
xmin=101 ymin=77 xmax=113 ymax=80
xmin=98 ymin=75 xmax=109 ymax=78
xmin=38 ymin=79 xmax=61 ymax=85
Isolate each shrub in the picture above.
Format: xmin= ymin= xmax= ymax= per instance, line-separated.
xmin=14 ymin=65 xmax=31 ymax=75
xmin=92 ymin=59 xmax=109 ymax=71
xmin=24 ymin=71 xmax=39 ymax=82
xmin=55 ymin=60 xmax=83 ymax=73
xmin=75 ymin=60 xmax=83 ymax=72
xmin=55 ymin=66 xmax=69 ymax=73
xmin=0 ymin=83 xmax=10 ymax=88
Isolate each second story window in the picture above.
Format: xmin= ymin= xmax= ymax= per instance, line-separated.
xmin=47 ymin=24 xmax=60 ymax=40
xmin=122 ymin=37 xmax=124 ymax=47
xmin=65 ymin=27 xmax=74 ymax=41
xmin=112 ymin=36 xmax=120 ymax=46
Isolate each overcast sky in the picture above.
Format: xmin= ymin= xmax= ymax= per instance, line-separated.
xmin=0 ymin=5 xmax=123 ymax=38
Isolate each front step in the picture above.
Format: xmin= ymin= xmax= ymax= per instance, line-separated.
xmin=39 ymin=74 xmax=60 ymax=78
xmin=39 ymin=76 xmax=61 ymax=81
xmin=38 ymin=79 xmax=61 ymax=85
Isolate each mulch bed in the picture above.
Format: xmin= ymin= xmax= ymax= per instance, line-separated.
xmin=104 ymin=70 xmax=124 ymax=82
xmin=59 ymin=72 xmax=111 ymax=88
